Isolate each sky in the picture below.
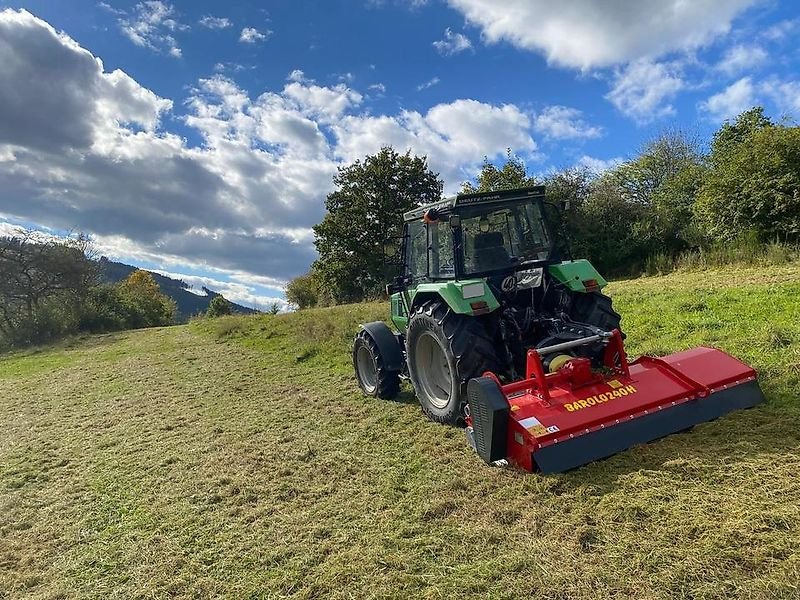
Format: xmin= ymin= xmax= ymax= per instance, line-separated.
xmin=0 ymin=1 xmax=798 ymax=309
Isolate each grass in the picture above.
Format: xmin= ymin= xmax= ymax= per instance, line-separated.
xmin=644 ymin=240 xmax=799 ymax=277
xmin=1 ymin=261 xmax=800 ymax=599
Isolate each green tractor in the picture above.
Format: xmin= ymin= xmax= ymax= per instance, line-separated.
xmin=352 ymin=186 xmax=621 ymax=424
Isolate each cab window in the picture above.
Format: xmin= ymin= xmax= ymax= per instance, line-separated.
xmin=406 ymin=221 xmax=428 ymax=280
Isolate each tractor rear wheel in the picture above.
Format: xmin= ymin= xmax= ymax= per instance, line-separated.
xmin=570 ymin=291 xmax=623 ymax=335
xmin=353 ymin=330 xmax=401 ymax=400
xmin=406 ymin=301 xmax=500 ymax=424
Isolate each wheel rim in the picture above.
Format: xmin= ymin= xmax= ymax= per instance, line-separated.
xmin=356 ymin=345 xmax=377 ymax=393
xmin=414 ymin=332 xmax=453 ymax=409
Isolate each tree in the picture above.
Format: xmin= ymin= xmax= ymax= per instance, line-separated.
xmin=268 ymin=302 xmax=281 ymax=315
xmin=313 ymin=146 xmax=443 ymax=303
xmin=542 ymin=167 xmax=595 ymax=259
xmin=206 ymin=295 xmax=232 ymax=318
xmin=461 ymin=149 xmax=537 ymax=193
xmin=613 ymin=130 xmax=700 ymax=204
xmin=285 ymin=272 xmax=319 ymax=309
xmin=708 ymin=106 xmax=773 ymax=162
xmin=611 ymin=130 xmax=706 ymax=253
xmin=696 ymin=115 xmax=800 ymax=242
xmin=0 ymin=232 xmax=98 ymax=346
xmin=118 ymin=270 xmax=176 ymax=328
xmin=572 ymin=176 xmax=652 ymax=275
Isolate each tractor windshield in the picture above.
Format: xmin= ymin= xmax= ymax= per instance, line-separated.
xmin=460 ymin=200 xmax=551 ymax=275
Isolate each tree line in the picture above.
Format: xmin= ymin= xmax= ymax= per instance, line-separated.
xmin=0 ymin=232 xmax=177 ymax=349
xmin=287 ymin=107 xmax=799 ymax=308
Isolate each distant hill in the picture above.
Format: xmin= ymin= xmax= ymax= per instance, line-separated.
xmin=98 ymin=257 xmax=257 ymax=322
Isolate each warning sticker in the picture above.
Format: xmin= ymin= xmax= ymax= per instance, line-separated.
xmin=518 ymin=416 xmax=559 ymax=437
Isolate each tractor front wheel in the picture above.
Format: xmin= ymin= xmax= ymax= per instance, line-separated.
xmin=406 ymin=301 xmax=500 ymax=425
xmin=353 ymin=330 xmax=401 ymax=400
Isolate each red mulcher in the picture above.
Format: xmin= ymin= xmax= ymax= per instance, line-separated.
xmin=466 ymin=330 xmax=764 ymax=473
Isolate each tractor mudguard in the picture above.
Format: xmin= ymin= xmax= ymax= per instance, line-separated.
xmin=548 ymin=260 xmax=608 ymax=292
xmin=359 ymin=322 xmax=404 ymax=372
xmin=412 ymin=280 xmax=500 ymax=316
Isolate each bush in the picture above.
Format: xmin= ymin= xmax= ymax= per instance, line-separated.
xmin=569 ymin=176 xmax=652 ymax=276
xmin=78 ymin=284 xmax=130 ymax=332
xmin=206 ymin=296 xmax=233 ymax=318
xmin=696 ymin=112 xmax=800 ymax=242
xmin=118 ymin=270 xmax=176 ymax=328
xmin=285 ymin=272 xmax=320 ymax=310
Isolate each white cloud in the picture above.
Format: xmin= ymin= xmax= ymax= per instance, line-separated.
xmin=198 ymin=15 xmax=232 ymax=30
xmin=99 ymin=69 xmax=173 ymax=131
xmin=433 ymin=28 xmax=473 ymax=56
xmin=416 ymin=76 xmax=440 ymax=91
xmin=606 ymin=60 xmax=684 ymax=123
xmin=287 ymin=69 xmax=308 ymax=83
xmin=239 ymin=27 xmax=268 ymax=43
xmin=716 ymin=44 xmax=767 ymax=75
xmin=0 ymin=9 xmax=538 ymax=286
xmin=282 ymin=81 xmax=363 ymax=123
xmin=533 ymin=106 xmax=602 ymax=140
xmin=761 ymin=77 xmax=800 ymax=116
xmin=98 ymin=2 xmax=125 ymax=16
xmin=577 ymin=155 xmax=624 ymax=173
xmin=761 ymin=19 xmax=798 ymax=41
xmin=332 ymin=99 xmax=536 ymax=188
xmin=368 ymin=83 xmax=386 ymax=93
xmin=700 ymin=77 xmax=757 ymax=121
xmin=368 ymin=0 xmax=429 ymax=8
xmin=446 ymin=0 xmax=757 ymax=69
xmin=213 ymin=62 xmax=249 ymax=73
xmin=118 ymin=1 xmax=186 ymax=58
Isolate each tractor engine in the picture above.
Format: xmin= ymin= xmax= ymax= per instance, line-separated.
xmin=482 ymin=269 xmax=617 ymax=382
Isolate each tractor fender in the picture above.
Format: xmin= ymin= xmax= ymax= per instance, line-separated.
xmin=411 ymin=281 xmax=500 ymax=316
xmin=359 ymin=322 xmax=404 ymax=372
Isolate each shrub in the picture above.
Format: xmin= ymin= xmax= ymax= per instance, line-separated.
xmin=206 ymin=296 xmax=233 ymax=318
xmin=696 ymin=115 xmax=800 ymax=243
xmin=285 ymin=272 xmax=320 ymax=310
xmin=118 ymin=270 xmax=176 ymax=328
xmin=78 ymin=284 xmax=130 ymax=332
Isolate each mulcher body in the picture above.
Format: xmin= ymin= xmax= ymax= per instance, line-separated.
xmin=352 ymin=186 xmax=764 ymax=473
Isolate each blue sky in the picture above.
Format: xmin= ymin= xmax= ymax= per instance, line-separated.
xmin=0 ymin=1 xmax=798 ymax=308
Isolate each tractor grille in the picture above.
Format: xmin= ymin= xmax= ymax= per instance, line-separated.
xmin=467 ymin=377 xmax=510 ymax=464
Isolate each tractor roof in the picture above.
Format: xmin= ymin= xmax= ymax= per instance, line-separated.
xmin=403 ymin=185 xmax=546 ymax=222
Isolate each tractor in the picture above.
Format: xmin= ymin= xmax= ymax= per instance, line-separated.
xmin=352 ymin=186 xmax=764 ymax=473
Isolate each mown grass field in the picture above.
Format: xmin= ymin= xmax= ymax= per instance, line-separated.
xmin=2 ymin=262 xmax=800 ymax=599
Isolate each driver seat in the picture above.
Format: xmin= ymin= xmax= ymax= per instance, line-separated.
xmin=473 ymin=232 xmax=510 ymax=271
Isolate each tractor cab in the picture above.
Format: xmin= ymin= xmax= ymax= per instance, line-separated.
xmin=398 ymin=186 xmax=556 ymax=285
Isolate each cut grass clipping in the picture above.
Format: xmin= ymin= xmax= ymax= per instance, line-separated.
xmin=1 ymin=261 xmax=800 ymax=599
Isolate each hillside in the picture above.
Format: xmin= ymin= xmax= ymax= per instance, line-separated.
xmin=99 ymin=257 xmax=257 ymax=321
xmin=1 ymin=261 xmax=799 ymax=598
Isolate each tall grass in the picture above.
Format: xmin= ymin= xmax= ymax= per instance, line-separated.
xmin=644 ymin=238 xmax=798 ymax=276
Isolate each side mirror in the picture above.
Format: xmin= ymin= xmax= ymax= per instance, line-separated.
xmin=449 ymin=214 xmax=461 ymax=228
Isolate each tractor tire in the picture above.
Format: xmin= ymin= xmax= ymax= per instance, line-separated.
xmin=570 ymin=291 xmax=623 ymax=336
xmin=406 ymin=300 xmax=500 ymax=425
xmin=353 ymin=329 xmax=401 ymax=400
